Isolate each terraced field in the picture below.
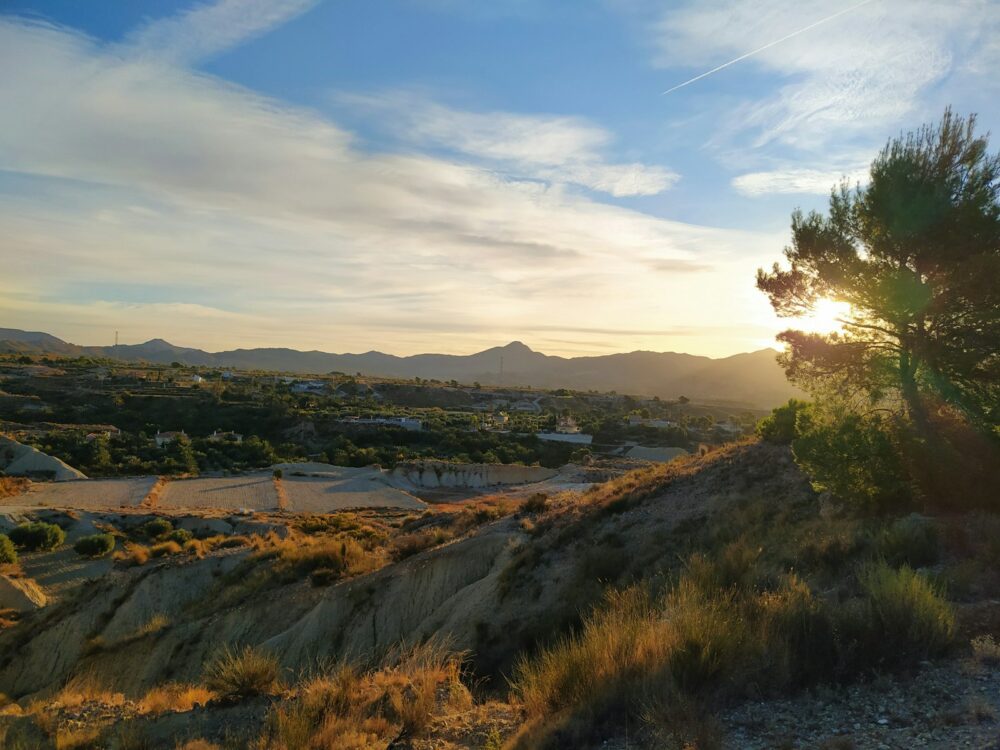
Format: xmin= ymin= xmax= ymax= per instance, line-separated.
xmin=283 ymin=475 xmax=425 ymax=512
xmin=11 ymin=478 xmax=157 ymax=509
xmin=157 ymin=475 xmax=278 ymax=510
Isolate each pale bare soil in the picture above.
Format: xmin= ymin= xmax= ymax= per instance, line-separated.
xmin=157 ymin=475 xmax=279 ymax=510
xmin=13 ymin=478 xmax=157 ymax=509
xmin=283 ymin=474 xmax=425 ymax=512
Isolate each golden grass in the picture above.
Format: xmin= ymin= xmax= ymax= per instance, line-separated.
xmin=150 ymin=540 xmax=183 ymax=558
xmin=203 ymin=645 xmax=282 ymax=698
xmin=511 ymin=552 xmax=955 ymax=747
xmin=139 ymin=683 xmax=215 ymax=714
xmin=0 ymin=476 xmax=28 ymax=500
xmin=37 ymin=672 xmax=125 ymax=712
xmin=114 ymin=543 xmax=150 ymax=567
xmin=254 ymin=641 xmax=469 ymax=750
xmin=54 ymin=726 xmax=103 ymax=750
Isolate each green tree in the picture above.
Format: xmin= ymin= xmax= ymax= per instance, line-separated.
xmin=757 ymin=110 xmax=1000 ymax=429
xmin=792 ymin=407 xmax=910 ymax=512
xmin=757 ymin=399 xmax=810 ymax=445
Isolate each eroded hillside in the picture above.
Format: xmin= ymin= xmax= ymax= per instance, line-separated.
xmin=0 ymin=442 xmax=998 ymax=749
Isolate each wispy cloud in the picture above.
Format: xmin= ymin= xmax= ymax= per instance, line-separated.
xmin=0 ymin=18 xmax=778 ymax=357
xmin=121 ymin=0 xmax=318 ymax=65
xmin=648 ymin=0 xmax=1000 ymax=150
xmin=732 ymin=166 xmax=868 ymax=196
xmin=340 ymin=92 xmax=679 ymax=197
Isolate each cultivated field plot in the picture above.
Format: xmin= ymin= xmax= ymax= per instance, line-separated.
xmin=283 ymin=476 xmax=425 ymax=512
xmin=12 ymin=478 xmax=157 ymax=509
xmin=157 ymin=475 xmax=278 ymax=510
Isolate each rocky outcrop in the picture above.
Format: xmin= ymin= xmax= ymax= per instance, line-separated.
xmin=0 ymin=436 xmax=86 ymax=481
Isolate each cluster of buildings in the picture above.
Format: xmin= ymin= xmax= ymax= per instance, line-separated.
xmin=154 ymin=429 xmax=244 ymax=448
xmin=334 ymin=416 xmax=423 ymax=432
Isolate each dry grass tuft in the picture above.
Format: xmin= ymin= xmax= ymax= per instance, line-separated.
xmin=54 ymin=726 xmax=103 ymax=750
xmin=511 ymin=552 xmax=954 ymax=747
xmin=254 ymin=641 xmax=470 ymax=749
xmin=971 ymin=634 xmax=1000 ymax=665
xmin=203 ymin=645 xmax=282 ymax=699
xmin=46 ymin=672 xmax=125 ymax=711
xmin=150 ymin=540 xmax=183 ymax=558
xmin=114 ymin=543 xmax=150 ymax=567
xmin=139 ymin=683 xmax=215 ymax=714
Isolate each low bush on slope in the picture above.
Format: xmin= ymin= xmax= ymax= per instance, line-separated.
xmin=0 ymin=534 xmax=16 ymax=564
xmin=511 ymin=552 xmax=953 ymax=749
xmin=8 ymin=522 xmax=64 ymax=552
xmin=73 ymin=533 xmax=115 ymax=558
xmin=204 ymin=645 xmax=281 ymax=699
xmin=255 ymin=641 xmax=471 ymax=750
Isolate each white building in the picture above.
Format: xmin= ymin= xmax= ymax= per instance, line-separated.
xmin=208 ymin=429 xmax=243 ymax=444
xmin=154 ymin=430 xmax=186 ymax=448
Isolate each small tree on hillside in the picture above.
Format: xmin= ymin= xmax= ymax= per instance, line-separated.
xmin=757 ymin=109 xmax=1000 ymax=429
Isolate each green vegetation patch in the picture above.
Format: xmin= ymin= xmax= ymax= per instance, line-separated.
xmin=0 ymin=534 xmax=16 ymax=564
xmin=9 ymin=522 xmax=65 ymax=552
xmin=73 ymin=533 xmax=116 ymax=558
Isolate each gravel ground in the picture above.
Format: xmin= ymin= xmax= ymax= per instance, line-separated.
xmin=722 ymin=659 xmax=1000 ymax=749
xmin=157 ymin=475 xmax=279 ymax=510
xmin=283 ymin=475 xmax=425 ymax=512
xmin=11 ymin=478 xmax=157 ymax=509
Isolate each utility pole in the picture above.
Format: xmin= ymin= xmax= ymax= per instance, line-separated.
xmin=499 ymin=355 xmax=503 ymax=386
xmin=114 ymin=330 xmax=119 ymax=360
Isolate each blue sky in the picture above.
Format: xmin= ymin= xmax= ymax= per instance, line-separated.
xmin=2 ymin=0 xmax=998 ymax=357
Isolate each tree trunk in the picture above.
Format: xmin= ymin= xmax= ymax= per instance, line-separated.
xmin=899 ymin=347 xmax=928 ymax=430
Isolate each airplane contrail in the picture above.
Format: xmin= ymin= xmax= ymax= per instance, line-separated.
xmin=661 ymin=0 xmax=878 ymax=95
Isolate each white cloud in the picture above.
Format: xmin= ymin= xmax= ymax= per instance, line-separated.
xmin=0 ymin=18 xmax=781 ymax=357
xmin=732 ymin=166 xmax=868 ymax=196
xmin=651 ymin=0 xmax=1000 ymax=150
xmin=341 ymin=93 xmax=679 ymax=196
xmin=121 ymin=0 xmax=318 ymax=65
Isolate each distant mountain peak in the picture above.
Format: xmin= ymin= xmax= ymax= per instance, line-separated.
xmin=137 ymin=338 xmax=179 ymax=351
xmin=502 ymin=340 xmax=533 ymax=352
xmin=0 ymin=328 xmax=800 ymax=407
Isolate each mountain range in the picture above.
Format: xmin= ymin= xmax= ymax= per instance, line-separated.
xmin=0 ymin=328 xmax=798 ymax=409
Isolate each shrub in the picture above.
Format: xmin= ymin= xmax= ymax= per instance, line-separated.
xmin=0 ymin=535 xmax=16 ymax=564
xmin=273 ymin=469 xmax=283 ymax=479
xmin=522 ymin=493 xmax=548 ymax=514
xmin=203 ymin=645 xmax=281 ymax=698
xmin=757 ymin=399 xmax=810 ymax=444
xmin=391 ymin=529 xmax=451 ymax=560
xmin=139 ymin=517 xmax=173 ymax=540
xmin=793 ymin=411 xmax=911 ymax=512
xmin=839 ymin=562 xmax=954 ymax=671
xmin=512 ymin=553 xmax=955 ymax=745
xmin=9 ymin=522 xmax=65 ymax=552
xmin=166 ymin=529 xmax=193 ymax=545
xmin=877 ymin=515 xmax=939 ymax=568
xmin=73 ymin=533 xmax=116 ymax=558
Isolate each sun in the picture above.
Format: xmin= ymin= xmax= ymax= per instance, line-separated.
xmin=795 ymin=297 xmax=851 ymax=334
